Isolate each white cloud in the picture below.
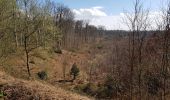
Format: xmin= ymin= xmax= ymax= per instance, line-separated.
xmin=72 ymin=7 xmax=128 ymax=30
xmin=73 ymin=7 xmax=162 ymax=30
xmin=72 ymin=6 xmax=107 ymax=21
xmin=90 ymin=14 xmax=127 ymax=30
xmin=73 ymin=6 xmax=107 ymax=18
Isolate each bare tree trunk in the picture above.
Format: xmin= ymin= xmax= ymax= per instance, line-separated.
xmin=130 ymin=30 xmax=135 ymax=100
xmin=24 ymin=36 xmax=31 ymax=77
xmin=13 ymin=0 xmax=19 ymax=48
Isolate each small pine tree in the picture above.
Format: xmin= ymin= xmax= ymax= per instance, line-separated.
xmin=70 ymin=63 xmax=80 ymax=80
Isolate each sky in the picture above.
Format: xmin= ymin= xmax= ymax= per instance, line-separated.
xmin=52 ymin=0 xmax=163 ymax=30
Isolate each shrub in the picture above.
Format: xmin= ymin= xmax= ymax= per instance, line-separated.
xmin=96 ymin=85 xmax=108 ymax=98
xmin=82 ymin=83 xmax=98 ymax=96
xmin=0 ymin=90 xmax=6 ymax=98
xmin=74 ymin=84 xmax=88 ymax=94
xmin=70 ymin=63 xmax=79 ymax=80
xmin=74 ymin=77 xmax=126 ymax=99
xmin=0 ymin=91 xmax=4 ymax=98
xmin=29 ymin=60 xmax=35 ymax=64
xmin=54 ymin=48 xmax=62 ymax=54
xmin=37 ymin=71 xmax=47 ymax=80
xmin=74 ymin=83 xmax=98 ymax=96
xmin=97 ymin=76 xmax=115 ymax=98
xmin=144 ymin=73 xmax=161 ymax=95
xmin=96 ymin=76 xmax=124 ymax=99
xmin=96 ymin=44 xmax=103 ymax=49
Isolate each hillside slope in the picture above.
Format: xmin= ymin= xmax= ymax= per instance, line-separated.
xmin=0 ymin=71 xmax=92 ymax=100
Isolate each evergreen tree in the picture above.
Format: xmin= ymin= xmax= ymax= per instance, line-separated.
xmin=70 ymin=63 xmax=79 ymax=80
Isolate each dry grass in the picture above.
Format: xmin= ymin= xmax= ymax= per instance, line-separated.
xmin=0 ymin=71 xmax=92 ymax=100
xmin=0 ymin=48 xmax=90 ymax=81
xmin=0 ymin=41 xmax=107 ymax=100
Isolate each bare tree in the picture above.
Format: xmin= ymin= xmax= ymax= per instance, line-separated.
xmin=161 ymin=2 xmax=170 ymax=100
xmin=20 ymin=0 xmax=43 ymax=77
xmin=123 ymin=0 xmax=150 ymax=99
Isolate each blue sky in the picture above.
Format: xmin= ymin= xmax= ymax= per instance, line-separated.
xmin=52 ymin=0 xmax=163 ymax=30
xmin=56 ymin=0 xmax=132 ymax=14
xmin=55 ymin=0 xmax=160 ymax=14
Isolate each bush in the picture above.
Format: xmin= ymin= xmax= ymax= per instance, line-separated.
xmin=96 ymin=44 xmax=103 ymax=49
xmin=74 ymin=83 xmax=98 ymax=96
xmin=74 ymin=84 xmax=88 ymax=94
xmin=96 ymin=76 xmax=125 ymax=99
xmin=0 ymin=89 xmax=6 ymax=98
xmin=29 ymin=60 xmax=35 ymax=64
xmin=144 ymin=73 xmax=161 ymax=95
xmin=0 ymin=91 xmax=4 ymax=98
xmin=83 ymin=83 xmax=98 ymax=96
xmin=96 ymin=85 xmax=108 ymax=98
xmin=54 ymin=48 xmax=62 ymax=54
xmin=74 ymin=76 xmax=126 ymax=99
xmin=37 ymin=71 xmax=47 ymax=80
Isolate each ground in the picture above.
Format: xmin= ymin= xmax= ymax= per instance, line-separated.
xmin=0 ymin=38 xmax=111 ymax=99
xmin=0 ymin=71 xmax=92 ymax=100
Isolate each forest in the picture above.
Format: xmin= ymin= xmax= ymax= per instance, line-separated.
xmin=0 ymin=0 xmax=169 ymax=100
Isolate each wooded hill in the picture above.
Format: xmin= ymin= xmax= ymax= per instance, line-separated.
xmin=0 ymin=0 xmax=170 ymax=100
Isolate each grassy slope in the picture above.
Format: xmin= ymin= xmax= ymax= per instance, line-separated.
xmin=0 ymin=39 xmax=108 ymax=100
xmin=0 ymin=44 xmax=95 ymax=99
xmin=0 ymin=71 xmax=92 ymax=100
